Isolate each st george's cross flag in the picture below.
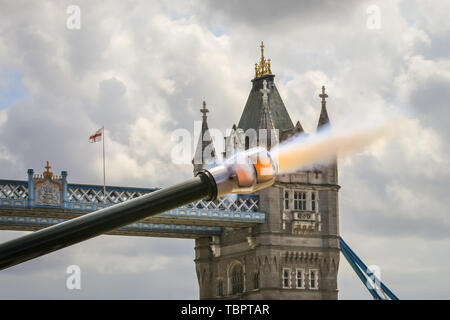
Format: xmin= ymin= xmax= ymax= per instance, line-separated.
xmin=89 ymin=126 xmax=106 ymax=202
xmin=89 ymin=127 xmax=103 ymax=143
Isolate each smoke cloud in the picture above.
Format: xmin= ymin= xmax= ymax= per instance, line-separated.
xmin=271 ymin=117 xmax=402 ymax=174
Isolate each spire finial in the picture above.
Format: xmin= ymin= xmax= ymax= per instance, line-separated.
xmin=319 ymin=85 xmax=328 ymax=104
xmin=200 ymin=100 xmax=209 ymax=119
xmin=254 ymin=41 xmax=273 ymax=78
xmin=260 ymin=41 xmax=264 ymax=60
xmin=317 ymin=85 xmax=330 ymax=128
xmin=43 ymin=161 xmax=53 ymax=179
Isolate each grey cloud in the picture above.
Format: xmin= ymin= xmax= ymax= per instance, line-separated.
xmin=408 ymin=76 xmax=450 ymax=138
xmin=197 ymin=0 xmax=366 ymax=30
xmin=92 ymin=77 xmax=132 ymax=144
xmin=0 ymin=232 xmax=198 ymax=299
xmin=0 ymin=0 xmax=449 ymax=299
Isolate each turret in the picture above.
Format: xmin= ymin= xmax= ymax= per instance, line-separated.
xmin=192 ymin=101 xmax=216 ymax=174
xmin=316 ymin=85 xmax=338 ymax=185
xmin=317 ymin=85 xmax=330 ymax=129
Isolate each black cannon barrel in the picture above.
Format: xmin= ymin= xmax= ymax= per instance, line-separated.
xmin=0 ymin=172 xmax=217 ymax=271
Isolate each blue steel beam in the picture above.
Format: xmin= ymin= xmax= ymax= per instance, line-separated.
xmin=0 ymin=179 xmax=265 ymax=225
xmin=340 ymin=241 xmax=382 ymax=300
xmin=0 ymin=215 xmax=221 ymax=238
xmin=0 ymin=203 xmax=265 ymax=226
xmin=340 ymin=237 xmax=399 ymax=300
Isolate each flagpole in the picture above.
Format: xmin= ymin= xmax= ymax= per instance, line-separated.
xmin=102 ymin=126 xmax=106 ymax=203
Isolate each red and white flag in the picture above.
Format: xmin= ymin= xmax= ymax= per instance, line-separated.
xmin=89 ymin=127 xmax=103 ymax=143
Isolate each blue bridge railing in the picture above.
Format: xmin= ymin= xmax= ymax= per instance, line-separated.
xmin=0 ymin=177 xmax=262 ymax=215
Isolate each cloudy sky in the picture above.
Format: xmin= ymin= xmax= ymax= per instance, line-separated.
xmin=0 ymin=0 xmax=449 ymax=299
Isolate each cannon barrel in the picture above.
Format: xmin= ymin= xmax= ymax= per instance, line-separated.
xmin=0 ymin=147 xmax=277 ymax=271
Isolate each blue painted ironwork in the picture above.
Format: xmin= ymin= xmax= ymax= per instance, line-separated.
xmin=340 ymin=238 xmax=382 ymax=300
xmin=0 ymin=180 xmax=28 ymax=209
xmin=0 ymin=171 xmax=265 ymax=234
xmin=0 ymin=178 xmax=261 ymax=214
xmin=0 ymin=215 xmax=221 ymax=236
xmin=159 ymin=207 xmax=264 ymax=223
xmin=340 ymin=237 xmax=399 ymax=300
xmin=0 ymin=180 xmax=28 ymax=198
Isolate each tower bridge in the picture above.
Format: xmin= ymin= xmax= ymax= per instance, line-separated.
xmin=0 ymin=42 xmax=397 ymax=300
xmin=0 ymin=172 xmax=264 ymax=238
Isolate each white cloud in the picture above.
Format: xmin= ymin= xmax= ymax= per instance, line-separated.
xmin=0 ymin=0 xmax=449 ymax=299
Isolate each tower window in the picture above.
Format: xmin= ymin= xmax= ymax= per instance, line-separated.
xmin=231 ymin=264 xmax=244 ymax=294
xmin=296 ymin=269 xmax=305 ymax=289
xmin=294 ymin=192 xmax=307 ymax=211
xmin=254 ymin=272 xmax=259 ymax=290
xmin=311 ymin=192 xmax=316 ymax=212
xmin=217 ymin=280 xmax=223 ymax=297
xmin=284 ymin=191 xmax=289 ymax=210
xmin=282 ymin=268 xmax=291 ymax=288
xmin=245 ymin=136 xmax=250 ymax=150
xmin=309 ymin=269 xmax=319 ymax=290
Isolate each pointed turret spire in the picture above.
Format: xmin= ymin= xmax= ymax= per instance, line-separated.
xmin=192 ymin=101 xmax=216 ymax=173
xmin=316 ymin=86 xmax=338 ymax=184
xmin=200 ymin=101 xmax=208 ymax=122
xmin=239 ymin=42 xmax=294 ymax=134
xmin=317 ymin=85 xmax=330 ymax=128
xmin=294 ymin=120 xmax=304 ymax=133
xmin=258 ymin=79 xmax=278 ymax=149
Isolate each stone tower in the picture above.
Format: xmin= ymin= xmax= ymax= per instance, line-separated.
xmin=194 ymin=42 xmax=340 ymax=300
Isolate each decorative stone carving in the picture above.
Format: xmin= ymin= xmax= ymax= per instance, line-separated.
xmin=33 ymin=161 xmax=62 ymax=207
xmin=35 ymin=180 xmax=61 ymax=206
xmin=210 ymin=236 xmax=221 ymax=257
xmin=247 ymin=236 xmax=256 ymax=249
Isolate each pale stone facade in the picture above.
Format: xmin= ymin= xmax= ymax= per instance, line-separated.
xmin=194 ymin=165 xmax=340 ymax=300
xmin=193 ymin=46 xmax=340 ymax=299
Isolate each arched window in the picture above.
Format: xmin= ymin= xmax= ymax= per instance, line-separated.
xmin=309 ymin=269 xmax=319 ymax=290
xmin=230 ymin=264 xmax=244 ymax=294
xmin=217 ymin=279 xmax=223 ymax=297
xmin=282 ymin=268 xmax=291 ymax=288
xmin=253 ymin=272 xmax=260 ymax=290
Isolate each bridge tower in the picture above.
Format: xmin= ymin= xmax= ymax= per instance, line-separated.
xmin=194 ymin=42 xmax=340 ymax=299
